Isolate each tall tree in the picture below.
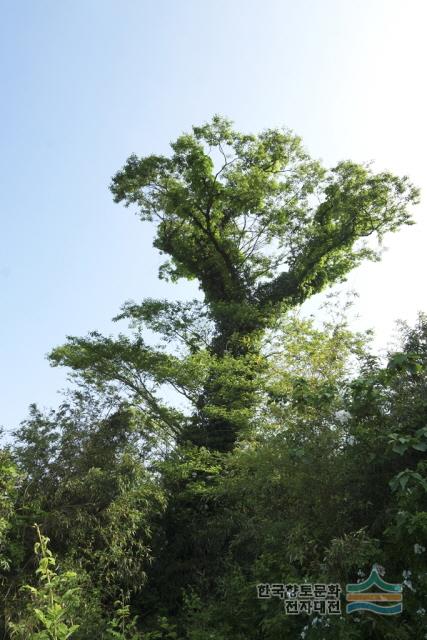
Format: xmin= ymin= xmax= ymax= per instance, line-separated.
xmin=51 ymin=116 xmax=419 ymax=451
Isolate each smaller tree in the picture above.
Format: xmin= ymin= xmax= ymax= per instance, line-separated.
xmin=8 ymin=525 xmax=81 ymax=640
xmin=0 ymin=445 xmax=18 ymax=574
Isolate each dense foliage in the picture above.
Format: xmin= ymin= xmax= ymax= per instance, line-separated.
xmin=1 ymin=118 xmax=425 ymax=639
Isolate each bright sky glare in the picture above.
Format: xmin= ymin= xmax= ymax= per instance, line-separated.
xmin=1 ymin=0 xmax=426 ymax=432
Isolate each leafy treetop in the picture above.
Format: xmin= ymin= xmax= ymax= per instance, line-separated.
xmin=111 ymin=115 xmax=419 ymax=348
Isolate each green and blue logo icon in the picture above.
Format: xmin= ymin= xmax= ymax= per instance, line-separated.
xmin=346 ymin=568 xmax=402 ymax=615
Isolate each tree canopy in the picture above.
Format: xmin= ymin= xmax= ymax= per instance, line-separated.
xmin=111 ymin=116 xmax=418 ymax=342
xmin=51 ymin=116 xmax=419 ymax=451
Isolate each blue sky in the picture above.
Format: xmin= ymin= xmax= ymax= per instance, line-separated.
xmin=1 ymin=0 xmax=426 ymax=432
